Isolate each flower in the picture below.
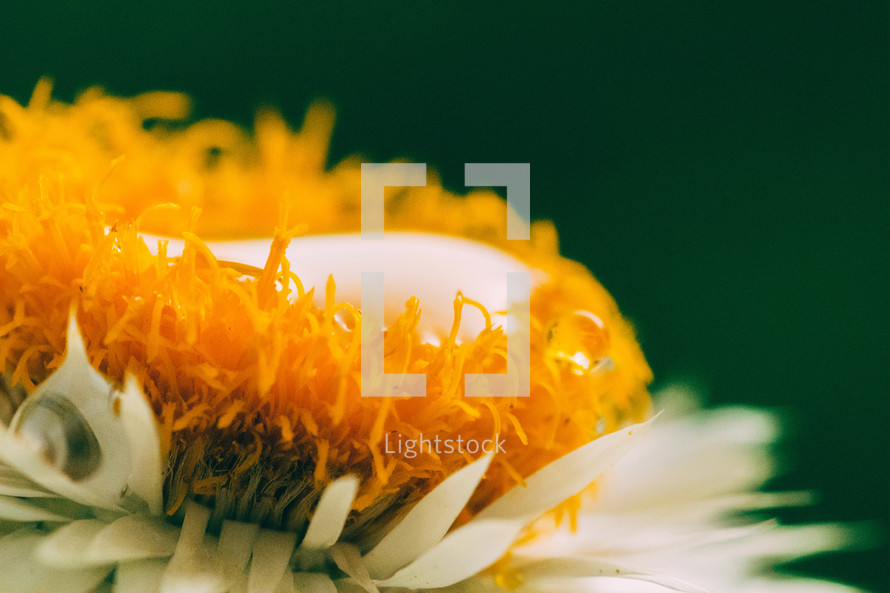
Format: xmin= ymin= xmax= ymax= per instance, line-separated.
xmin=0 ymin=81 xmax=869 ymax=592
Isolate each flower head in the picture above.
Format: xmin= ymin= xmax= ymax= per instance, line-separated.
xmin=0 ymin=81 xmax=868 ymax=593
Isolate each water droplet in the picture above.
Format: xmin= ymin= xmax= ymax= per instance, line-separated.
xmin=333 ymin=308 xmax=356 ymax=332
xmin=595 ymin=417 xmax=607 ymax=434
xmin=10 ymin=391 xmax=101 ymax=481
xmin=545 ymin=310 xmax=611 ymax=375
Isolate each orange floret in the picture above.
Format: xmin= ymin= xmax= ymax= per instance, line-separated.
xmin=0 ymin=80 xmax=652 ymax=535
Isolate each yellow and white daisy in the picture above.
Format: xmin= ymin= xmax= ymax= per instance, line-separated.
xmin=0 ymin=81 xmax=868 ymax=593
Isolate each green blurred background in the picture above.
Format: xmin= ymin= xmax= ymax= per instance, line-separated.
xmin=0 ymin=1 xmax=887 ymax=590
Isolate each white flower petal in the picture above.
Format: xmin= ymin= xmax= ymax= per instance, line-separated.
xmin=119 ymin=376 xmax=165 ymax=516
xmin=375 ymin=418 xmax=655 ymax=590
xmin=698 ymin=522 xmax=864 ymax=565
xmin=0 ymin=528 xmax=111 ymax=593
xmin=515 ymin=556 xmax=711 ymax=593
xmin=522 ymin=492 xmax=815 ymax=560
xmin=161 ymin=502 xmax=226 ymax=593
xmin=247 ymin=529 xmax=297 ymax=593
xmin=0 ymin=482 xmax=58 ymax=498
xmin=330 ymin=543 xmax=378 ymax=593
xmin=37 ymin=519 xmax=107 ymax=567
xmin=0 ymin=310 xmax=162 ymax=514
xmin=273 ymin=568 xmax=295 ymax=593
xmin=91 ymin=515 xmax=180 ymax=563
xmin=363 ymin=452 xmax=493 ymax=579
xmin=114 ymin=559 xmax=167 ymax=593
xmin=0 ymin=493 xmax=69 ymax=522
xmin=0 ymin=318 xmax=164 ymax=516
xmin=521 ymin=577 xmax=700 ymax=593
xmin=594 ymin=405 xmax=779 ymax=514
xmin=299 ymin=476 xmax=358 ymax=550
xmin=730 ymin=577 xmax=869 ymax=593
xmin=513 ymin=395 xmax=870 ymax=593
xmin=428 ymin=577 xmax=505 ymax=593
xmin=146 ymin=232 xmax=544 ymax=338
xmin=373 ymin=518 xmax=522 ymax=590
xmin=0 ymin=467 xmax=58 ymax=498
xmin=161 ymin=559 xmax=226 ymax=593
xmin=19 ymin=313 xmax=132 ymax=504
xmin=218 ymin=520 xmax=260 ymax=582
xmin=331 ymin=579 xmax=371 ymax=593
xmin=38 ymin=515 xmax=179 ymax=569
xmin=291 ymin=572 xmax=337 ymax=593
xmin=477 ymin=416 xmax=656 ymax=522
xmin=170 ymin=501 xmax=210 ymax=556
xmin=38 ymin=515 xmax=178 ymax=568
xmin=0 ymin=413 xmax=120 ymax=512
xmin=226 ymin=572 xmax=249 ymax=593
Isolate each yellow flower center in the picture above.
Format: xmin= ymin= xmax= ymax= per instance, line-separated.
xmin=0 ymin=81 xmax=652 ymax=535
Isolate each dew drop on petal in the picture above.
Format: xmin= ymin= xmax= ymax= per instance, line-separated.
xmin=545 ymin=310 xmax=611 ymax=375
xmin=9 ymin=391 xmax=102 ymax=481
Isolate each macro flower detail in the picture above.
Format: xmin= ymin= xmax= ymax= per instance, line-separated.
xmin=0 ymin=83 xmax=868 ymax=592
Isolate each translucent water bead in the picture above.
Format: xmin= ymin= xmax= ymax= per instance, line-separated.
xmin=545 ymin=310 xmax=612 ymax=376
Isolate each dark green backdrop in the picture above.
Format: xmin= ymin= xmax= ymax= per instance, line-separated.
xmin=1 ymin=2 xmax=887 ymax=591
